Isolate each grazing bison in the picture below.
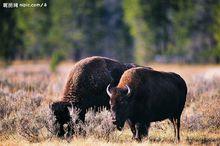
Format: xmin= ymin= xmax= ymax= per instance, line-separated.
xmin=106 ymin=67 xmax=187 ymax=142
xmin=50 ymin=56 xmax=141 ymax=137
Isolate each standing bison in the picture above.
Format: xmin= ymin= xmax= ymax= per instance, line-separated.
xmin=106 ymin=67 xmax=187 ymax=141
xmin=50 ymin=56 xmax=140 ymax=137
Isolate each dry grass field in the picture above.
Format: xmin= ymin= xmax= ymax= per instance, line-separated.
xmin=0 ymin=61 xmax=220 ymax=146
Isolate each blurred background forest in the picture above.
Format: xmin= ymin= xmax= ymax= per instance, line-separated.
xmin=1 ymin=0 xmax=220 ymax=64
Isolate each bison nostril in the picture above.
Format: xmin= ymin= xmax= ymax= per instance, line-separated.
xmin=112 ymin=120 xmax=117 ymax=125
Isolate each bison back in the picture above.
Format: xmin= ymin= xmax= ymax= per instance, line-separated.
xmin=62 ymin=56 xmax=128 ymax=108
xmin=119 ymin=67 xmax=187 ymax=122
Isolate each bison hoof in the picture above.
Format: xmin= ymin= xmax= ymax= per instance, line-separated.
xmin=134 ymin=137 xmax=142 ymax=142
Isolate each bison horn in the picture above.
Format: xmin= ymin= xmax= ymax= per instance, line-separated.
xmin=125 ymin=85 xmax=131 ymax=96
xmin=106 ymin=84 xmax=112 ymax=97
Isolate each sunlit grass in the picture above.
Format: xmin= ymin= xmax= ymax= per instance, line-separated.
xmin=1 ymin=129 xmax=220 ymax=146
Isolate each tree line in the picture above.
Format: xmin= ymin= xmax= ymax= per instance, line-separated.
xmin=1 ymin=0 xmax=220 ymax=64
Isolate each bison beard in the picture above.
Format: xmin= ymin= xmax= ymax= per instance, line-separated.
xmin=107 ymin=67 xmax=187 ymax=142
xmin=50 ymin=56 xmax=141 ymax=138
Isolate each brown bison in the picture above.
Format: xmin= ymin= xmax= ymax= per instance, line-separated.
xmin=106 ymin=67 xmax=187 ymax=142
xmin=50 ymin=56 xmax=141 ymax=137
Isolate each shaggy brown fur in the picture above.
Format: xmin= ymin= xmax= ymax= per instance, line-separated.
xmin=107 ymin=67 xmax=187 ymax=142
xmin=51 ymin=56 xmax=140 ymax=137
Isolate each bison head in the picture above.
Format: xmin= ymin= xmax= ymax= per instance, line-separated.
xmin=106 ymin=84 xmax=132 ymax=131
xmin=50 ymin=101 xmax=72 ymax=125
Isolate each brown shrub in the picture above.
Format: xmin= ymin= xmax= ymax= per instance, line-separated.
xmin=0 ymin=64 xmax=220 ymax=143
xmin=67 ymin=107 xmax=116 ymax=141
xmin=182 ymin=75 xmax=220 ymax=130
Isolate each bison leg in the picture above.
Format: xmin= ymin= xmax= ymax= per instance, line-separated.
xmin=134 ymin=123 xmax=142 ymax=142
xmin=134 ymin=122 xmax=149 ymax=142
xmin=171 ymin=116 xmax=181 ymax=142
xmin=78 ymin=109 xmax=86 ymax=122
xmin=66 ymin=109 xmax=86 ymax=137
xmin=169 ymin=118 xmax=177 ymax=139
xmin=66 ymin=123 xmax=73 ymax=138
xmin=57 ymin=123 xmax=65 ymax=138
xmin=143 ymin=122 xmax=150 ymax=137
xmin=127 ymin=120 xmax=136 ymax=139
xmin=76 ymin=109 xmax=86 ymax=136
xmin=176 ymin=117 xmax=181 ymax=142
